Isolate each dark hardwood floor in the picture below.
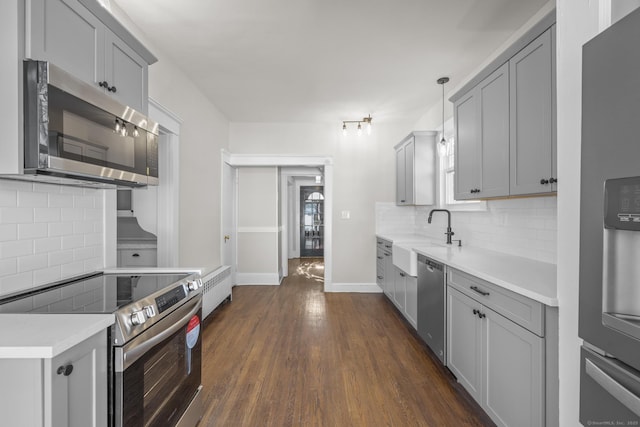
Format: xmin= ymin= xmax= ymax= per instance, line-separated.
xmin=199 ymin=258 xmax=493 ymax=426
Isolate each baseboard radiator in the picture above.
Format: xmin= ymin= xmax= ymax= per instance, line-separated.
xmin=201 ymin=265 xmax=232 ymax=319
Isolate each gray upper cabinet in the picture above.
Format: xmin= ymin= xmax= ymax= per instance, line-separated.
xmin=454 ymin=63 xmax=510 ymax=200
xmin=27 ymin=0 xmax=156 ymax=114
xmin=395 ymin=131 xmax=437 ymax=206
xmin=451 ymin=15 xmax=556 ymax=200
xmin=509 ymin=27 xmax=556 ymax=196
xmin=454 ymin=90 xmax=479 ymax=201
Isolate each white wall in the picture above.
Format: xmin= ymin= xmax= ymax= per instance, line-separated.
xmin=0 ymin=180 xmax=105 ymax=297
xmin=556 ymin=0 xmax=601 ymax=424
xmin=236 ymin=167 xmax=280 ymax=284
xmin=109 ymin=3 xmax=230 ymax=274
xmin=229 ymin=121 xmax=414 ymax=286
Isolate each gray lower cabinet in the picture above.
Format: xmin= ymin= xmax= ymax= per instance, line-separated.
xmin=404 ymin=275 xmax=418 ymax=328
xmin=393 ymin=267 xmax=406 ymax=313
xmin=0 ymin=329 xmax=108 ymax=427
xmin=447 ymin=281 xmax=545 ymax=427
xmin=509 ymin=27 xmax=556 ymax=196
xmin=27 ymin=0 xmax=153 ymax=113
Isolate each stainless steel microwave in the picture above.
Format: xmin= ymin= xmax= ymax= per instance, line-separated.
xmin=23 ymin=60 xmax=158 ymax=187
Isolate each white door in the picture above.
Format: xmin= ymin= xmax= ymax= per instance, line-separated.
xmin=221 ymin=162 xmax=237 ymax=284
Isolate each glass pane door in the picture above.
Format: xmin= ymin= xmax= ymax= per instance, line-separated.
xmin=300 ymin=186 xmax=324 ymax=257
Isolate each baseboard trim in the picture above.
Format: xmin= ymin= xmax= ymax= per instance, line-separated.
xmin=235 ymin=273 xmax=281 ymax=286
xmin=325 ymin=282 xmax=383 ymax=293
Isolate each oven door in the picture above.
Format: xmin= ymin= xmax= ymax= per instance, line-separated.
xmin=114 ymin=296 xmax=202 ymax=427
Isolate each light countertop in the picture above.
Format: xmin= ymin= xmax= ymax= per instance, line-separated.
xmin=377 ymin=233 xmax=558 ymax=307
xmin=0 ymin=314 xmax=114 ymax=359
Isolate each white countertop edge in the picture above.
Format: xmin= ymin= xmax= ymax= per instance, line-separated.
xmin=0 ymin=314 xmax=115 ymax=359
xmin=102 ymin=267 xmax=203 ymax=275
xmin=413 ymin=246 xmax=558 ymax=307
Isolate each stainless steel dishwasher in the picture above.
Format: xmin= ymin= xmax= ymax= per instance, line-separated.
xmin=417 ymin=254 xmax=446 ymax=365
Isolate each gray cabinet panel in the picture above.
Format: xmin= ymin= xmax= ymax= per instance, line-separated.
xmin=393 ymin=267 xmax=406 ymax=312
xmin=395 ymin=146 xmax=406 ymax=204
xmin=405 ymin=275 xmax=418 ymax=329
xmin=29 ymin=0 xmax=105 ymax=86
xmin=105 ymin=31 xmax=148 ymax=114
xmin=383 ymin=249 xmax=394 ymax=299
xmin=479 ymin=63 xmax=510 ymax=198
xmin=509 ymin=28 xmax=554 ymax=195
xmin=404 ymin=141 xmax=415 ymax=205
xmin=484 ymin=308 xmax=544 ymax=427
xmin=454 ymin=90 xmax=479 ymax=200
xmin=447 ymin=287 xmax=482 ymax=401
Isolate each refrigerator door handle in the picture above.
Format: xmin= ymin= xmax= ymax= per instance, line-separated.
xmin=586 ymin=358 xmax=640 ymax=416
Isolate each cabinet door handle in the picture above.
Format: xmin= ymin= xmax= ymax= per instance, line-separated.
xmin=384 ymin=253 xmax=390 ymax=257
xmin=399 ymin=272 xmax=406 ymax=277
xmin=377 ymin=256 xmax=383 ymax=260
xmin=57 ymin=364 xmax=74 ymax=376
xmin=549 ymin=177 xmax=558 ymax=184
xmin=478 ymin=312 xmax=486 ymax=319
xmin=108 ymin=85 xmax=117 ymax=93
xmin=470 ymin=286 xmax=490 ymax=296
xmin=472 ymin=309 xmax=479 ymax=316
xmin=540 ymin=178 xmax=550 ymax=185
xmin=377 ymin=276 xmax=383 ymax=280
xmin=98 ymin=81 xmax=109 ymax=89
xmin=132 ymin=253 xmax=140 ymax=257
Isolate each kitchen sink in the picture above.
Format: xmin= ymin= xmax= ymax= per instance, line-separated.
xmin=392 ymin=240 xmax=440 ymax=276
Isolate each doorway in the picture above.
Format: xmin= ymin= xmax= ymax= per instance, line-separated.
xmin=300 ymin=186 xmax=324 ymax=258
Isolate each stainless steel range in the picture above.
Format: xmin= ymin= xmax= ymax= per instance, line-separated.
xmin=0 ymin=270 xmax=204 ymax=427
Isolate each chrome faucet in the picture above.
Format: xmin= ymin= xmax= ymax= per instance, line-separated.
xmin=428 ymin=209 xmax=455 ymax=245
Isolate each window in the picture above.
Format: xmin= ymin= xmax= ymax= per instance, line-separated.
xmin=437 ymin=128 xmax=486 ymax=211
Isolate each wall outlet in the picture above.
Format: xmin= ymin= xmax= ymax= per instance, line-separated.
xmin=341 ymin=210 xmax=350 ymax=220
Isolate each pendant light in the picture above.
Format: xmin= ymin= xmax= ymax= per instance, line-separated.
xmin=437 ymin=77 xmax=449 ymax=157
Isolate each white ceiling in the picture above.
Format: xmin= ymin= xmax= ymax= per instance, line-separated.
xmin=113 ymin=0 xmax=550 ymax=124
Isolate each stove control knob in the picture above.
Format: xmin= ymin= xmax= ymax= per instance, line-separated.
xmin=143 ymin=305 xmax=157 ymax=318
xmin=187 ymin=280 xmax=199 ymax=291
xmin=131 ymin=311 xmax=146 ymax=326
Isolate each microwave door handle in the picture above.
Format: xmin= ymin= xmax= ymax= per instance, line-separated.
xmin=118 ymin=298 xmax=201 ymax=372
xmin=585 ymin=358 xmax=640 ymax=416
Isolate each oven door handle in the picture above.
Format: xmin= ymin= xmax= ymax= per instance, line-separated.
xmin=585 ymin=358 xmax=640 ymax=416
xmin=116 ymin=297 xmax=202 ymax=372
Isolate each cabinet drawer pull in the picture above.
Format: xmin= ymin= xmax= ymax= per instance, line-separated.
xmin=470 ymin=286 xmax=490 ymax=296
xmin=384 ymin=245 xmax=392 ymax=249
xmin=377 ymin=276 xmax=383 ymax=280
xmin=132 ymin=253 xmax=140 ymax=257
xmin=57 ymin=364 xmax=74 ymax=376
xmin=377 ymin=256 xmax=383 ymax=260
xmin=400 ymin=200 xmax=405 ymax=203
xmin=384 ymin=253 xmax=390 ymax=257
xmin=399 ymin=272 xmax=406 ymax=277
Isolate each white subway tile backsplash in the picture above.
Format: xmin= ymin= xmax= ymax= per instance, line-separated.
xmin=0 ymin=224 xmax=17 ymax=242
xmin=34 ymin=207 xmax=61 ymax=223
xmin=0 ymin=207 xmax=34 ymax=224
xmin=34 ymin=237 xmax=62 ymax=254
xmin=61 ymin=261 xmax=85 ymax=278
xmin=18 ymin=254 xmax=48 ymax=273
xmin=0 ymin=180 xmax=105 ymax=297
xmin=0 ymin=190 xmax=17 ymax=207
xmin=33 ymin=266 xmax=62 ymax=286
xmin=17 ymin=191 xmax=48 ymax=207
xmin=18 ymin=223 xmax=48 ymax=240
xmin=381 ymin=196 xmax=558 ymax=264
xmin=0 ymin=272 xmax=34 ymax=295
xmin=49 ymin=222 xmax=74 ymax=237
xmin=62 ymin=235 xmax=85 ymax=250
xmin=0 ymin=259 xmax=17 ymax=276
xmin=49 ymin=249 xmax=74 ymax=266
xmin=0 ymin=240 xmax=33 ymax=258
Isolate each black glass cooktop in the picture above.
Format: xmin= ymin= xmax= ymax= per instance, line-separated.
xmin=0 ymin=273 xmax=189 ymax=314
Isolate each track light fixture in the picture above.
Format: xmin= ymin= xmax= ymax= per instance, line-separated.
xmin=341 ymin=115 xmax=373 ymax=137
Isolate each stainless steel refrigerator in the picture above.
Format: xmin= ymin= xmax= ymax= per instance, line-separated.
xmin=580 ymin=6 xmax=640 ymax=423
